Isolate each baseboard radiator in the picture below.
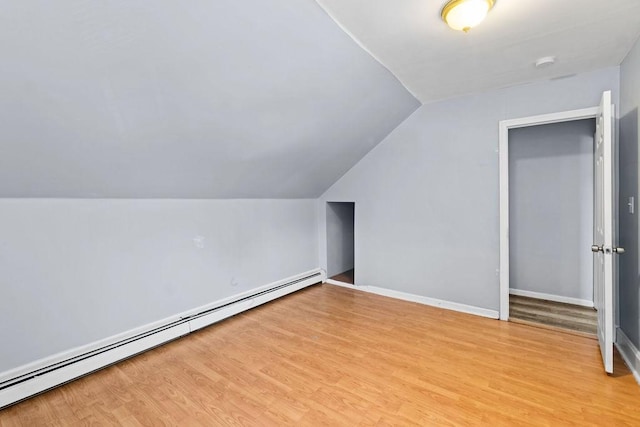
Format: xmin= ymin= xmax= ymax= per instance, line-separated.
xmin=0 ymin=269 xmax=324 ymax=409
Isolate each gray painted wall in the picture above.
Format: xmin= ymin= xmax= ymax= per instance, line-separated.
xmin=0 ymin=0 xmax=419 ymax=199
xmin=619 ymin=37 xmax=640 ymax=349
xmin=0 ymin=199 xmax=318 ymax=372
xmin=319 ymin=67 xmax=620 ymax=312
xmin=509 ymin=120 xmax=595 ymax=302
xmin=326 ymin=202 xmax=355 ymax=277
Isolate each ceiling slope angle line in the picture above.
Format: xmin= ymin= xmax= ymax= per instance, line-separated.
xmin=312 ymin=0 xmax=423 ymax=102
xmin=314 ymin=0 xmax=640 ymax=103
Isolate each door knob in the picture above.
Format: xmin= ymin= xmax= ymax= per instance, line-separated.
xmin=591 ymin=245 xmax=603 ymax=253
xmin=613 ymin=247 xmax=626 ymax=254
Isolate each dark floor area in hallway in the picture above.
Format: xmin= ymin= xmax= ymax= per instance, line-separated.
xmin=330 ymin=269 xmax=354 ymax=284
xmin=509 ymin=295 xmax=597 ymax=337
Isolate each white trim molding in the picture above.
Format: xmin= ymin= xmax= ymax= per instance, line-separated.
xmin=0 ymin=268 xmax=325 ymax=409
xmin=616 ymin=327 xmax=640 ymax=386
xmin=509 ymin=288 xmax=594 ymax=308
xmin=325 ymin=282 xmax=499 ymax=319
xmin=499 ymin=106 xmax=599 ymax=321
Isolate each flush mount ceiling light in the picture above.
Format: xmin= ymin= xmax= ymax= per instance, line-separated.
xmin=441 ymin=0 xmax=495 ymax=33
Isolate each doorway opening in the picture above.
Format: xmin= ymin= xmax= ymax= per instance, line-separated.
xmin=326 ymin=202 xmax=355 ymax=285
xmin=507 ymin=119 xmax=597 ymax=337
xmin=500 ymin=92 xmax=617 ymax=373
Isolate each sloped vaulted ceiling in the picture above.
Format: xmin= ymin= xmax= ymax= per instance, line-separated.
xmin=0 ymin=0 xmax=419 ymax=198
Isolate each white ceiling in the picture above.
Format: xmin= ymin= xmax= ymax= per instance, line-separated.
xmin=315 ymin=0 xmax=640 ymax=103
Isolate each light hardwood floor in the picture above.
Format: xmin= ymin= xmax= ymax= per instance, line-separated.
xmin=1 ymin=284 xmax=639 ymax=426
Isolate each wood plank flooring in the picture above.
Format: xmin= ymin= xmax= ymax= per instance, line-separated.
xmin=330 ymin=269 xmax=354 ymax=284
xmin=509 ymin=295 xmax=597 ymax=337
xmin=1 ymin=284 xmax=639 ymax=426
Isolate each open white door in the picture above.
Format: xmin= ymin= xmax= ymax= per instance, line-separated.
xmin=593 ymin=90 xmax=618 ymax=374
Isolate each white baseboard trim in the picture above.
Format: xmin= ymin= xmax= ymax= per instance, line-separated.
xmin=509 ymin=288 xmax=594 ymax=308
xmin=325 ymin=282 xmax=499 ymax=319
xmin=615 ymin=327 xmax=640 ymax=387
xmin=0 ymin=268 xmax=325 ymax=409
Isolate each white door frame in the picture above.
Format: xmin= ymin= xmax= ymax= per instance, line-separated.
xmin=498 ymin=106 xmax=599 ymax=321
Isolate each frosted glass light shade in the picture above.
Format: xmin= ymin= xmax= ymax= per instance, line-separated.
xmin=441 ymin=0 xmax=495 ymax=33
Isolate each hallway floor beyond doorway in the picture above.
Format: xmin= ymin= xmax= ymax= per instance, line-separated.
xmin=509 ymin=295 xmax=597 ymax=337
xmin=330 ymin=269 xmax=354 ymax=284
